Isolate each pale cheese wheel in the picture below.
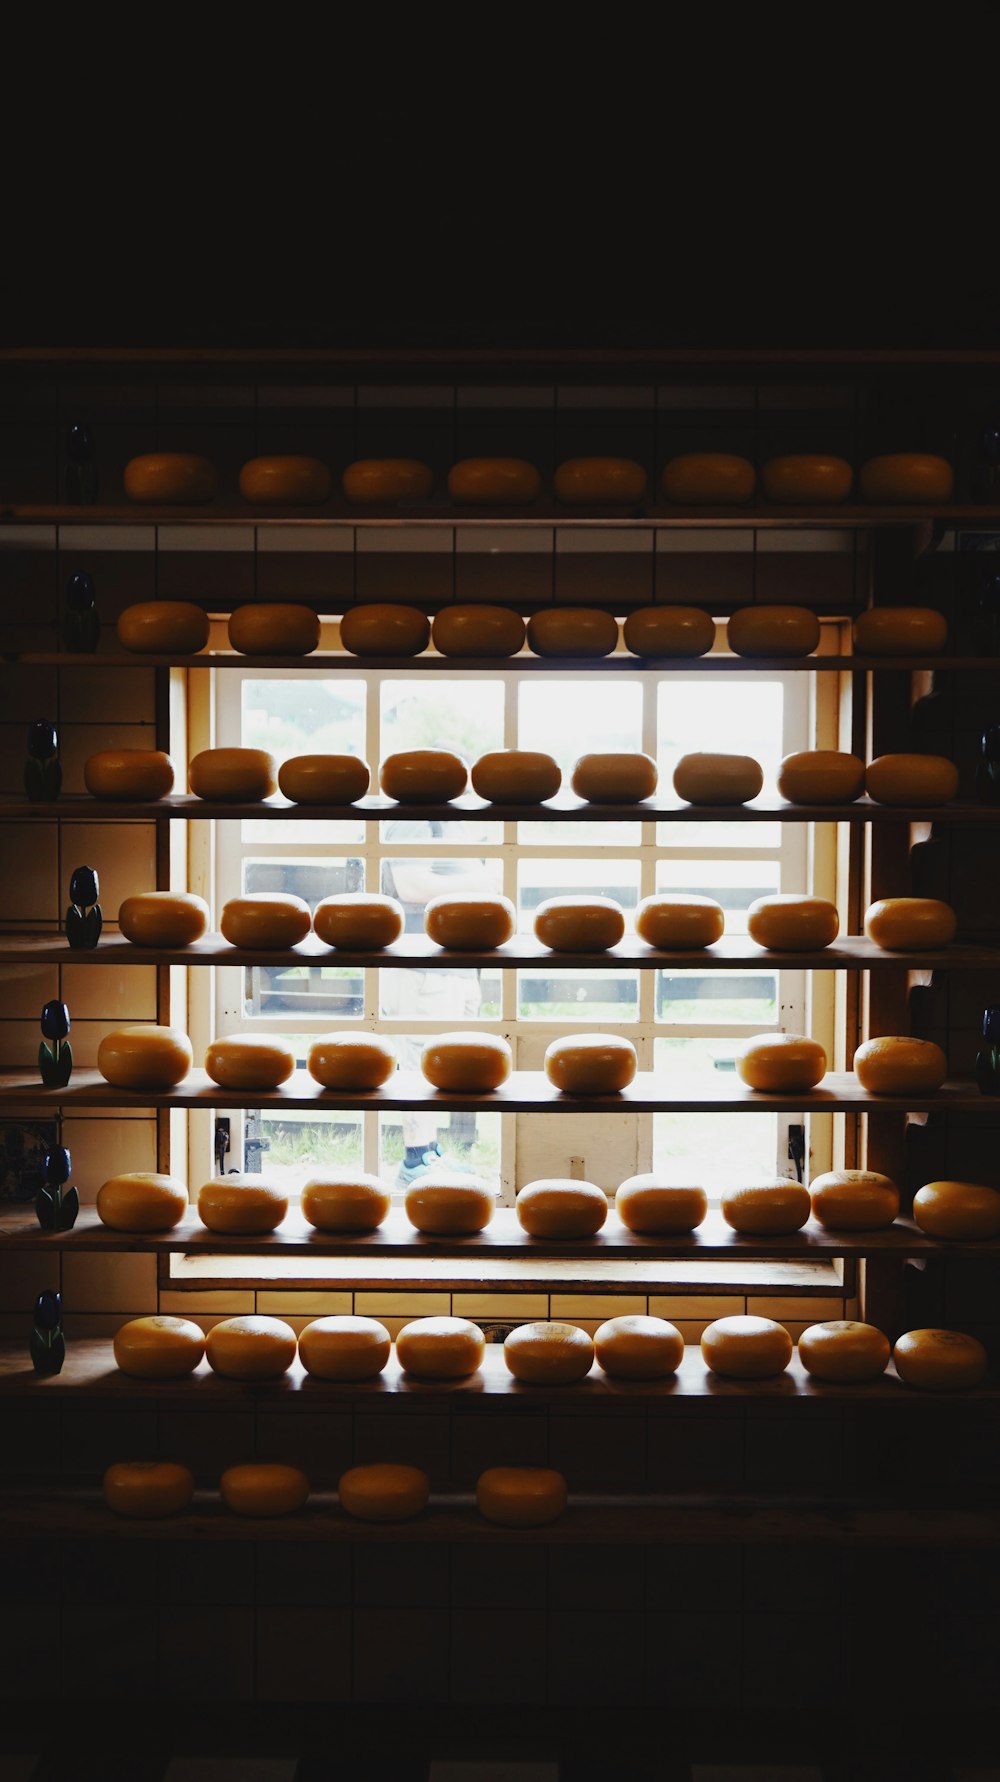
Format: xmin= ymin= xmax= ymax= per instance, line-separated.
xmin=777 ymin=751 xmax=866 ymax=805
xmin=307 ymin=1031 xmax=396 ymax=1091
xmin=615 ymin=1175 xmax=708 ymax=1234
xmin=799 ymin=1321 xmax=891 ymax=1383
xmin=278 ymin=755 xmax=371 ymax=805
xmin=853 ymin=1036 xmax=947 ymax=1096
xmin=701 ymin=1314 xmax=793 ymax=1379
xmin=448 ymin=458 xmax=541 ymax=505
xmin=516 ymin=1178 xmax=608 ymax=1238
xmin=198 ymin=1174 xmax=289 ymax=1235
xmin=622 ymin=606 xmax=715 ymax=658
xmin=727 ymin=606 xmax=821 ymax=658
xmin=431 ymin=605 xmax=526 ymax=658
xmin=312 ymin=894 xmax=403 ymax=951
xmin=865 ymin=754 xmax=959 ymax=807
xmin=662 ymin=453 xmax=755 ymax=505
xmin=721 ymin=1178 xmax=811 ymax=1234
xmin=238 ymin=456 xmax=332 ymax=505
xmin=339 ymin=604 xmax=431 ymax=657
xmin=533 ymin=896 xmax=625 ymax=954
xmin=747 ymin=895 xmax=840 ymax=952
xmin=220 ymin=1464 xmax=310 ymax=1517
xmin=761 ymin=454 xmax=854 ymax=503
xmin=673 ymin=752 xmax=763 ymax=806
xmin=864 ymin=898 xmax=957 ymax=951
xmin=404 ymin=1172 xmax=496 ymax=1235
xmin=301 ymin=1173 xmax=392 ymax=1233
xmin=298 ymin=1315 xmax=391 ymax=1381
xmin=395 ymin=1315 xmax=485 ymax=1379
xmin=912 ymin=1180 xmax=1000 ymax=1241
xmin=859 ymin=454 xmax=954 ymax=503
xmin=634 ymin=895 xmax=724 ymax=951
xmin=736 ymin=1034 xmax=827 ymax=1093
xmin=204 ymin=1034 xmax=296 ymax=1091
xmin=96 ymin=1171 xmax=188 ymax=1233
xmin=339 ymin=1463 xmax=429 ymax=1523
xmin=526 ymin=607 xmax=618 ymax=659
xmin=809 ymin=1170 xmax=900 ymax=1231
xmin=205 ymin=1314 xmax=297 ymax=1380
xmin=189 ymin=747 xmax=277 ymax=802
xmin=571 ymin=752 xmax=658 ymax=804
xmin=118 ymin=892 xmax=210 ymax=949
xmin=595 ymin=1314 xmax=684 ymax=1379
xmin=228 ymin=604 xmax=321 ymax=657
xmin=853 ymin=607 xmax=948 ymax=655
xmin=84 ymin=750 xmax=175 ymax=802
xmin=104 ymin=1461 xmax=195 ymax=1519
xmin=476 ymin=1466 xmax=568 ymax=1527
xmin=380 ymin=749 xmax=468 ymax=804
xmin=893 ymin=1328 xmax=988 ymax=1391
xmin=504 ymin=1321 xmax=594 ymax=1385
xmin=471 ymin=750 xmax=561 ymax=805
xmin=113 ymin=1315 xmax=205 ymax=1379
xmin=420 ymin=1032 xmax=511 ymax=1092
xmin=424 ymin=893 xmax=516 ymax=951
xmin=123 ymin=453 xmax=217 ymax=504
xmin=554 ymin=457 xmax=647 ymax=505
xmin=116 ymin=601 xmax=210 ymax=655
xmin=544 ymin=1033 xmax=636 ymax=1095
xmin=97 ymin=1025 xmax=193 ymax=1090
xmin=220 ymin=894 xmax=312 ymax=950
xmin=342 ymin=459 xmax=434 ymax=505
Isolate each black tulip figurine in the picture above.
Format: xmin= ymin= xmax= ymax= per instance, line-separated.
xmin=30 ymin=1289 xmax=65 ymax=1376
xmin=35 ymin=1145 xmax=79 ymax=1232
xmin=38 ymin=1000 xmax=72 ymax=1088
xmin=24 ymin=721 xmax=61 ymax=803
xmin=975 ymin=1007 xmax=1000 ymax=1097
xmin=62 ymin=570 xmax=100 ymax=654
xmin=65 ymin=423 xmax=98 ymax=506
xmin=66 ymin=865 xmax=102 ymax=950
xmin=976 ymin=726 xmax=1000 ymax=804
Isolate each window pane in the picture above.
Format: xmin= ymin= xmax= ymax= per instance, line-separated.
xmin=241 ymin=858 xmax=365 ymax=1017
xmin=378 ymin=1109 xmax=501 ymax=1192
xmin=657 ymin=679 xmax=783 ymax=847
xmin=652 ymin=1036 xmax=779 ymax=1193
xmin=380 ymin=965 xmax=502 ymax=1022
xmin=655 ymin=858 xmax=780 ymax=934
xmin=518 ymin=678 xmax=643 ymax=844
xmin=656 ymin=970 xmax=778 ymax=1026
xmin=379 ymin=679 xmax=503 ymax=842
xmin=251 ymin=1109 xmax=364 ymax=1190
xmin=380 ymin=856 xmax=503 ymax=929
xmin=241 ymin=677 xmax=367 ymax=843
xmin=518 ymin=858 xmax=639 ymax=1021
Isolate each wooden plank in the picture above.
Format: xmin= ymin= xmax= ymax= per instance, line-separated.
xmin=166 ymin=1253 xmax=843 ymax=1293
xmin=5 ymin=652 xmax=999 ymax=674
xmin=2 ymin=504 xmax=996 ymax=530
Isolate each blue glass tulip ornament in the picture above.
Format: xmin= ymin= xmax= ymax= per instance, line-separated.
xmin=35 ymin=1145 xmax=79 ymax=1232
xmin=976 ymin=726 xmax=1000 ymax=805
xmin=65 ymin=865 xmax=102 ymax=949
xmin=975 ymin=1006 xmax=1000 ymax=1097
xmin=38 ymin=1000 xmax=72 ymax=1088
xmin=24 ymin=721 xmax=61 ymax=803
xmin=62 ymin=570 xmax=100 ymax=653
xmin=66 ymin=423 xmax=98 ymax=506
xmin=30 ymin=1289 xmax=65 ymax=1375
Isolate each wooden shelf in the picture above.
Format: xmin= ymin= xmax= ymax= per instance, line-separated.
xmin=2 ymin=503 xmax=993 ymax=530
xmin=3 ymin=650 xmax=993 ymax=675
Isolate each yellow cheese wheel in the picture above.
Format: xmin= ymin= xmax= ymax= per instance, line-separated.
xmin=736 ymin=1034 xmax=827 ymax=1093
xmin=777 ymin=751 xmax=866 ymax=806
xmin=84 ymin=750 xmax=175 ymax=802
xmin=673 ymin=753 xmax=763 ymax=806
xmin=339 ymin=1463 xmax=430 ymax=1522
xmin=339 ymin=604 xmax=431 ymax=657
xmin=118 ymin=892 xmax=210 ymax=949
xmin=747 ymin=895 xmax=840 ymax=952
xmin=113 ymin=1315 xmax=205 ymax=1379
xmin=227 ymin=603 xmax=321 ymax=657
xmin=471 ymin=750 xmax=561 ymax=805
xmin=853 ymin=1036 xmax=947 ymax=1096
xmin=278 ymin=755 xmax=371 ymax=805
xmin=727 ymin=606 xmax=821 ymax=658
xmin=123 ymin=453 xmax=217 ymax=504
xmin=912 ymin=1180 xmax=1000 ymax=1241
xmin=554 ymin=457 xmax=648 ymax=505
xmin=533 ymin=896 xmax=625 ymax=954
xmin=431 ymin=605 xmax=526 ymax=658
xmin=544 ymin=1033 xmax=637 ymax=1095
xmin=615 ymin=1175 xmax=708 ymax=1234
xmin=595 ymin=1314 xmax=684 ymax=1379
xmin=205 ymin=1315 xmax=297 ymax=1380
xmin=859 ymin=453 xmax=954 ymax=503
xmin=198 ymin=1174 xmax=289 ymax=1235
xmin=204 ymin=1034 xmax=296 ymax=1091
xmin=189 ymin=747 xmax=277 ymax=802
xmin=342 ymin=460 xmax=434 ymax=505
xmin=380 ymin=749 xmax=468 ymax=804
xmin=96 ymin=1171 xmax=188 ymax=1233
xmin=761 ymin=454 xmax=854 ymax=504
xmin=238 ymin=456 xmax=332 ymax=505
xmin=516 ymin=1178 xmax=609 ymax=1238
xmin=97 ymin=1025 xmax=193 ymax=1090
xmin=298 ymin=1315 xmax=391 ymax=1381
xmin=476 ymin=1466 xmax=568 ymax=1527
xmin=853 ymin=607 xmax=948 ymax=655
xmin=721 ymin=1178 xmax=812 ymax=1233
xmin=307 ymin=1032 xmax=397 ymax=1091
xmin=404 ymin=1172 xmax=496 ymax=1235
xmin=220 ymin=1463 xmax=310 ymax=1517
xmin=571 ymin=753 xmax=659 ymax=804
xmin=809 ymin=1170 xmax=900 ymax=1231
xmin=395 ymin=1315 xmax=486 ymax=1379
xmin=104 ymin=1461 xmax=195 ymax=1519
xmin=448 ymin=458 xmax=541 ymax=505
xmin=799 ymin=1321 xmax=891 ymax=1383
xmin=865 ymin=754 xmax=959 ymax=807
xmin=622 ymin=606 xmax=715 ymax=659
xmin=116 ymin=601 xmax=210 ymax=655
xmin=864 ymin=898 xmax=957 ymax=951
xmin=526 ymin=608 xmax=618 ymax=659
xmin=301 ymin=1173 xmax=392 ymax=1233
xmin=634 ymin=895 xmax=724 ymax=951
xmin=504 ymin=1321 xmax=594 ymax=1385
xmin=312 ymin=894 xmax=404 ymax=951
xmin=662 ymin=453 xmax=756 ymax=505
xmin=424 ymin=894 xmax=516 ymax=951
xmin=420 ymin=1032 xmax=512 ymax=1092
xmin=220 ymin=894 xmax=312 ymax=950
xmin=701 ymin=1314 xmax=793 ymax=1379
xmin=893 ymin=1328 xmax=988 ymax=1391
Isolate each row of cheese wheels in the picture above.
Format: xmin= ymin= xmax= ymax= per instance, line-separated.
xmin=119 ymin=451 xmax=956 ymax=509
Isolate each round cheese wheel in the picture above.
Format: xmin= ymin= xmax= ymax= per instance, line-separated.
xmin=747 ymin=895 xmax=840 ymax=952
xmin=673 ymin=753 xmax=763 ymax=806
xmin=809 ymin=1170 xmax=900 ymax=1231
xmin=761 ymin=454 xmax=854 ymax=504
xmin=865 ymin=754 xmax=959 ymax=807
xmin=113 ymin=1315 xmax=205 ymax=1379
xmin=571 ymin=753 xmax=658 ymax=804
xmin=104 ymin=1461 xmax=195 ymax=1519
xmin=278 ymin=755 xmax=371 ymax=805
xmin=526 ymin=608 xmax=618 ymax=659
xmin=339 ymin=604 xmax=431 ymax=657
xmin=307 ymin=1032 xmax=397 ymax=1091
xmin=116 ymin=601 xmax=210 ymax=655
xmin=471 ymin=750 xmax=561 ymax=805
xmin=220 ymin=894 xmax=312 ymax=950
xmin=893 ymin=1328 xmax=988 ymax=1391
xmin=615 ymin=1175 xmax=708 ymax=1234
xmin=516 ymin=1178 xmax=608 ymax=1238
xmin=204 ymin=1034 xmax=296 ymax=1091
xmin=424 ymin=894 xmax=516 ymax=951
xmin=404 ymin=1172 xmax=496 ymax=1235
xmin=864 ymin=898 xmax=957 ymax=952
xmin=634 ymin=895 xmax=724 ymax=951
xmin=338 ymin=1463 xmax=430 ymax=1523
xmin=476 ymin=1466 xmax=568 ymax=1527
xmin=595 ymin=1314 xmax=684 ymax=1380
xmin=395 ymin=1315 xmax=486 ymax=1379
xmin=448 ymin=458 xmax=541 ymax=505
xmin=198 ymin=1174 xmax=289 ymax=1235
xmin=912 ymin=1180 xmax=1000 ymax=1241
xmin=701 ymin=1314 xmax=793 ymax=1379
xmin=853 ymin=1036 xmax=947 ymax=1096
xmin=380 ymin=749 xmax=468 ymax=804
xmin=298 ymin=1315 xmax=391 ymax=1381
xmin=736 ymin=1034 xmax=827 ymax=1093
xmin=544 ymin=1033 xmax=637 ymax=1095
xmin=662 ymin=453 xmax=756 ymax=505
xmin=189 ymin=747 xmax=277 ymax=802
xmin=342 ymin=459 xmax=434 ymax=505
xmin=799 ymin=1321 xmax=891 ymax=1383
xmin=238 ymin=456 xmax=332 ymax=505
xmin=777 ymin=752 xmax=866 ymax=806
xmin=622 ymin=606 xmax=715 ymax=659
xmin=859 ymin=454 xmax=954 ymax=503
xmin=504 ymin=1321 xmax=594 ymax=1385
xmin=205 ymin=1315 xmax=297 ymax=1380
xmin=228 ymin=604 xmax=321 ymax=657
xmin=312 ymin=894 xmax=403 ymax=952
xmin=554 ymin=457 xmax=647 ymax=505
xmin=533 ymin=896 xmax=625 ymax=954
xmin=420 ymin=1032 xmax=512 ymax=1093
xmin=431 ymin=605 xmax=526 ymax=658
xmin=853 ymin=607 xmax=948 ymax=656
xmin=123 ymin=453 xmax=217 ymax=504
xmin=84 ymin=750 xmax=175 ymax=802
xmin=97 ymin=1171 xmax=188 ymax=1233
xmin=301 ymin=1173 xmax=392 ymax=1233
xmin=118 ymin=891 xmax=210 ymax=949
xmin=727 ymin=606 xmax=821 ymax=658
xmin=721 ymin=1178 xmax=812 ymax=1234
xmin=220 ymin=1463 xmax=310 ymax=1517
xmin=97 ymin=1025 xmax=193 ymax=1090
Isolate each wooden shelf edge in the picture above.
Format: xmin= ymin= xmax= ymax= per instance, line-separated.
xmin=4 ymin=651 xmax=996 ymax=674
xmin=2 ymin=503 xmax=993 ymax=529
